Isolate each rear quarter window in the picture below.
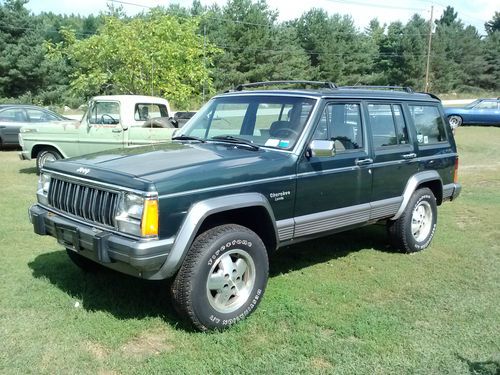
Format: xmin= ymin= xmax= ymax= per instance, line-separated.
xmin=409 ymin=105 xmax=447 ymax=145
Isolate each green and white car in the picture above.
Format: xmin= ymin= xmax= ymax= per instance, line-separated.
xmin=19 ymin=95 xmax=179 ymax=172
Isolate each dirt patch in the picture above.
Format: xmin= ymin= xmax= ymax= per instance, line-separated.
xmin=310 ymin=356 xmax=334 ymax=370
xmin=83 ymin=340 xmax=110 ymax=361
xmin=121 ymin=329 xmax=174 ymax=359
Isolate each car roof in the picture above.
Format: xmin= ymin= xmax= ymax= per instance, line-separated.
xmin=0 ymin=104 xmax=55 ymax=110
xmin=91 ymin=95 xmax=170 ymax=106
xmin=218 ymin=87 xmax=440 ymax=103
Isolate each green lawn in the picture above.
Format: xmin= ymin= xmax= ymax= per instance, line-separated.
xmin=1 ymin=127 xmax=499 ymax=374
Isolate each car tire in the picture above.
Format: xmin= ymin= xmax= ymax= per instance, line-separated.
xmin=66 ymin=249 xmax=101 ymax=273
xmin=387 ymin=187 xmax=437 ymax=253
xmin=171 ymin=224 xmax=269 ymax=331
xmin=448 ymin=115 xmax=462 ymax=128
xmin=36 ymin=148 xmax=62 ymax=174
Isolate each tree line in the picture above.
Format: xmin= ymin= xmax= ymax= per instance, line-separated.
xmin=1 ymin=0 xmax=499 ymax=109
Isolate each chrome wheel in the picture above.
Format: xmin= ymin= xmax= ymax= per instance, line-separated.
xmin=206 ymin=249 xmax=256 ymax=314
xmin=39 ymin=152 xmax=57 ymax=167
xmin=448 ymin=115 xmax=462 ymax=128
xmin=411 ymin=201 xmax=433 ymax=242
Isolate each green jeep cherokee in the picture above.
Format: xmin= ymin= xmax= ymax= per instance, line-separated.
xmin=29 ymin=81 xmax=461 ymax=331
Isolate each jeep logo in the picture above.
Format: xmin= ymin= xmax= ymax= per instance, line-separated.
xmin=76 ymin=167 xmax=90 ymax=175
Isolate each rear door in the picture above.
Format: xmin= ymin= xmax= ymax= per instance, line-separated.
xmin=294 ymin=101 xmax=373 ymax=237
xmin=0 ymin=108 xmax=28 ymax=145
xmin=366 ymin=102 xmax=417 ymax=216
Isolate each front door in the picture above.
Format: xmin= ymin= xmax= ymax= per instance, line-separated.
xmin=79 ymin=100 xmax=124 ymax=155
xmin=294 ymin=102 xmax=372 ymax=238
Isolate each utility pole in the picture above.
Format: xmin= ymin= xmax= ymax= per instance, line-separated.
xmin=424 ymin=5 xmax=434 ymax=93
xmin=203 ymin=25 xmax=207 ymax=102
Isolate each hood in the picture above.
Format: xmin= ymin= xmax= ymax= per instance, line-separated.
xmin=45 ymin=142 xmax=297 ymax=194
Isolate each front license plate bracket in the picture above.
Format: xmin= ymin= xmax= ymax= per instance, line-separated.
xmin=55 ymin=224 xmax=80 ymax=252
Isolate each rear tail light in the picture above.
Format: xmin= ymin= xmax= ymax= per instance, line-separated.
xmin=453 ymin=158 xmax=459 ymax=183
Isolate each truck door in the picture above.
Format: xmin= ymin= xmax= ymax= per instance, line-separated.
xmin=79 ymin=100 xmax=124 ymax=155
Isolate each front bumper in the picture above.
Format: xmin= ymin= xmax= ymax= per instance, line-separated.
xmin=29 ymin=204 xmax=173 ymax=279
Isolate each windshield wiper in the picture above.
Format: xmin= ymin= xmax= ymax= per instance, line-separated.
xmin=172 ymin=135 xmax=206 ymax=143
xmin=209 ymin=135 xmax=260 ymax=150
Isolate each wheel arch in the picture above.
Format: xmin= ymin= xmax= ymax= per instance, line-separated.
xmin=31 ymin=143 xmax=66 ymax=159
xmin=391 ymin=171 xmax=442 ymax=221
xmin=155 ymin=193 xmax=278 ymax=279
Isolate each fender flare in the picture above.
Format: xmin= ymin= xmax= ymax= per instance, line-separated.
xmin=391 ymin=170 xmax=442 ymax=220
xmin=152 ymin=192 xmax=277 ymax=279
xmin=31 ymin=142 xmax=68 ymax=159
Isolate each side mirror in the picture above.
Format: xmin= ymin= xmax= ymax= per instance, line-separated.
xmin=169 ymin=117 xmax=179 ymax=128
xmin=308 ymin=140 xmax=336 ymax=158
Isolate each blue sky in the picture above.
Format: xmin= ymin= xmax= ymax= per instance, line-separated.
xmin=25 ymin=0 xmax=497 ymax=34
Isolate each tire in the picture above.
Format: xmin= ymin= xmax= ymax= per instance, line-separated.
xmin=36 ymin=148 xmax=62 ymax=174
xmin=448 ymin=115 xmax=462 ymax=128
xmin=171 ymin=224 xmax=269 ymax=331
xmin=387 ymin=188 xmax=437 ymax=253
xmin=66 ymin=249 xmax=101 ymax=273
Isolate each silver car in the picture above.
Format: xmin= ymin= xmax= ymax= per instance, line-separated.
xmin=0 ymin=104 xmax=69 ymax=149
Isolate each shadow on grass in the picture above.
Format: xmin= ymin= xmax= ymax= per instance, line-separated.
xmin=270 ymin=224 xmax=393 ymax=277
xmin=457 ymin=354 xmax=500 ymax=375
xmin=28 ymin=224 xmax=393 ymax=330
xmin=19 ymin=166 xmax=37 ymax=174
xmin=28 ymin=250 xmax=192 ymax=331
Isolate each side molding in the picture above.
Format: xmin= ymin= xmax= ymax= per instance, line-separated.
xmin=391 ymin=170 xmax=442 ymax=220
xmin=155 ymin=193 xmax=278 ymax=279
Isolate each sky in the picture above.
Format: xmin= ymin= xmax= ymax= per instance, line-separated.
xmin=25 ymin=0 xmax=498 ymax=34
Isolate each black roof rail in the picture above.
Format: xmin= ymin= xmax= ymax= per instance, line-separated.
xmin=340 ymin=85 xmax=414 ymax=93
xmin=231 ymin=80 xmax=337 ymax=92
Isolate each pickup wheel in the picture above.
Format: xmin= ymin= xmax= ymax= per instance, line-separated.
xmin=66 ymin=249 xmax=101 ymax=273
xmin=388 ymin=188 xmax=437 ymax=253
xmin=36 ymin=148 xmax=62 ymax=174
xmin=171 ymin=224 xmax=268 ymax=331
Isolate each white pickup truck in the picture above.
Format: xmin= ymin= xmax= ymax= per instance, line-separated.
xmin=19 ymin=95 xmax=183 ymax=172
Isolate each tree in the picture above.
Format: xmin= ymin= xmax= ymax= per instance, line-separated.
xmin=0 ymin=0 xmax=46 ymax=99
xmin=485 ymin=11 xmax=500 ymax=34
xmin=46 ymin=10 xmax=219 ymax=108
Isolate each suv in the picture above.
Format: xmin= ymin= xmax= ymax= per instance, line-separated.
xmin=28 ymin=81 xmax=461 ymax=331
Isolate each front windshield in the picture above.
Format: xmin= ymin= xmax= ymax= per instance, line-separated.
xmin=465 ymin=99 xmax=480 ymax=109
xmin=178 ymin=95 xmax=317 ymax=150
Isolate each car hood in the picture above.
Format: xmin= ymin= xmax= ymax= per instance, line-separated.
xmin=45 ymin=142 xmax=297 ymax=194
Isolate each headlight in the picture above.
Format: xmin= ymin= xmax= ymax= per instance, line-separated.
xmin=115 ymin=193 xmax=158 ymax=238
xmin=37 ymin=173 xmax=51 ymax=205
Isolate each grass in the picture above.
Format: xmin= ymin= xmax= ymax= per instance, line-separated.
xmin=1 ymin=127 xmax=499 ymax=374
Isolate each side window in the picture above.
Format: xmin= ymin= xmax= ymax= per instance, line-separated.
xmin=134 ymin=103 xmax=169 ymax=121
xmin=0 ymin=108 xmax=27 ymax=122
xmin=368 ymin=104 xmax=409 ymax=148
xmin=313 ymin=103 xmax=363 ymax=151
xmin=27 ymin=109 xmax=59 ymax=122
xmin=474 ymin=100 xmax=497 ymax=110
xmin=88 ymin=102 xmax=120 ymax=125
xmin=409 ymin=105 xmax=447 ymax=144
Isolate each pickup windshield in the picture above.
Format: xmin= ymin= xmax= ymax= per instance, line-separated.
xmin=177 ymin=95 xmax=317 ymax=150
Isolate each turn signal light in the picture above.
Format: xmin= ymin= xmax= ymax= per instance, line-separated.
xmin=141 ymin=199 xmax=159 ymax=237
xmin=454 ymin=158 xmax=459 ymax=183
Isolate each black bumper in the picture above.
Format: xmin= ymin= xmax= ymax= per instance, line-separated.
xmin=29 ymin=204 xmax=174 ymax=279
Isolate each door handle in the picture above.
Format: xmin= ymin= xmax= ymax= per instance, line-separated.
xmin=402 ymin=153 xmax=417 ymax=159
xmin=112 ymin=128 xmax=123 ymax=133
xmin=355 ymin=158 xmax=373 ymax=166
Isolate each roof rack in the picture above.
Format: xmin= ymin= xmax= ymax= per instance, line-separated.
xmin=231 ymin=80 xmax=337 ymax=92
xmin=340 ymin=85 xmax=414 ymax=93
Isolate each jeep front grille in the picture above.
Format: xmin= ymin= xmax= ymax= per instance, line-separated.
xmin=47 ymin=178 xmax=120 ymax=227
